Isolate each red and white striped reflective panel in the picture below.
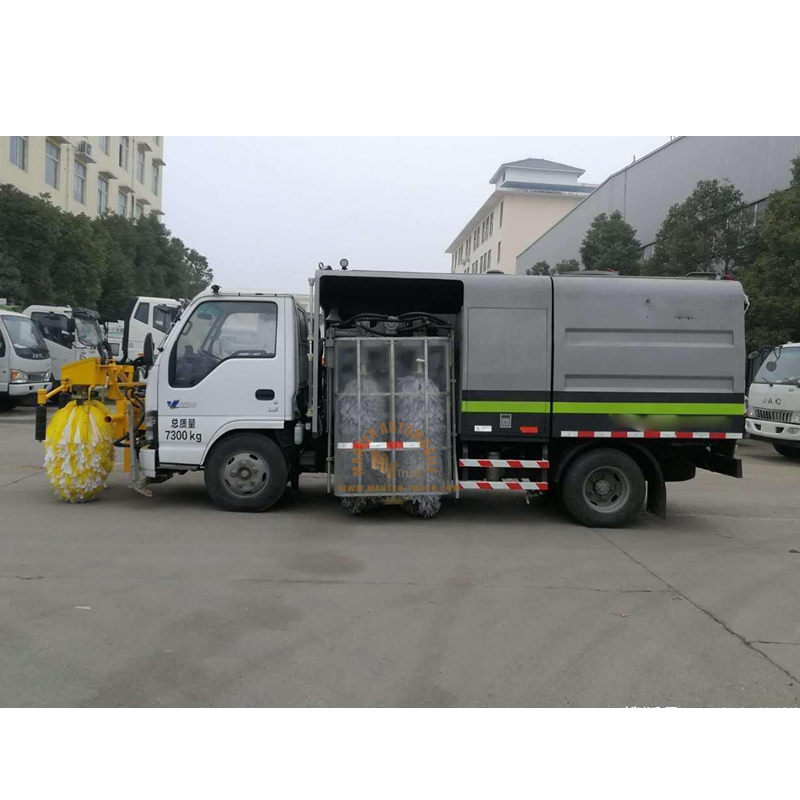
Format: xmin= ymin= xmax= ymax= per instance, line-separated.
xmin=337 ymin=441 xmax=422 ymax=450
xmin=559 ymin=431 xmax=743 ymax=440
xmin=459 ymin=480 xmax=548 ymax=492
xmin=458 ymin=458 xmax=549 ymax=469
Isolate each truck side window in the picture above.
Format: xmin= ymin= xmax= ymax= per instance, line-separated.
xmin=31 ymin=312 xmax=70 ymax=346
xmin=134 ymin=303 xmax=150 ymax=324
xmin=153 ymin=306 xmax=172 ymax=333
xmin=0 ymin=330 xmax=5 ymax=357
xmin=170 ymin=300 xmax=278 ymax=388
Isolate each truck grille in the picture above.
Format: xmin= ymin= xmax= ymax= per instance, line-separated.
xmin=753 ymin=408 xmax=792 ymax=423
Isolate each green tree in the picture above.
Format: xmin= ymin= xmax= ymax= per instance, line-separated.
xmin=527 ymin=260 xmax=552 ymax=275
xmin=740 ymin=155 xmax=800 ymax=349
xmin=0 ymin=230 xmax=24 ymax=303
xmin=52 ymin=213 xmax=108 ymax=308
xmin=580 ymin=210 xmax=642 ymax=274
xmin=183 ymin=248 xmax=213 ymax=295
xmin=0 ymin=182 xmax=213 ymax=316
xmin=644 ymin=179 xmax=755 ymax=277
xmin=0 ymin=184 xmax=61 ymax=303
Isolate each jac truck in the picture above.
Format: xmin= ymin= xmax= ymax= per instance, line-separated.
xmin=745 ymin=342 xmax=800 ymax=458
xmin=0 ymin=310 xmax=52 ymax=410
xmin=37 ymin=270 xmax=747 ymax=527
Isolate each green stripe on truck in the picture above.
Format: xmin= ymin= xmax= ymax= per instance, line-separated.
xmin=461 ymin=401 xmax=549 ymax=413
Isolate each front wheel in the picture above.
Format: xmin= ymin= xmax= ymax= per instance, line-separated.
xmin=773 ymin=443 xmax=800 ymax=459
xmin=561 ymin=448 xmax=645 ymax=528
xmin=0 ymin=395 xmax=19 ymax=411
xmin=204 ymin=433 xmax=288 ymax=512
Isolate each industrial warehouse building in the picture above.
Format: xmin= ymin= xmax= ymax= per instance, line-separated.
xmin=515 ymin=136 xmax=800 ymax=274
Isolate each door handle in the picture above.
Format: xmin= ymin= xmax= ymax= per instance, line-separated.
xmin=255 ymin=389 xmax=275 ymax=401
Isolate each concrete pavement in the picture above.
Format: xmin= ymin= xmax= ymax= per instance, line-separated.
xmin=1 ymin=404 xmax=799 ymax=706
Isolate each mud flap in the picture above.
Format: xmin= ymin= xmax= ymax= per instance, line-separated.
xmin=647 ymin=478 xmax=667 ymax=519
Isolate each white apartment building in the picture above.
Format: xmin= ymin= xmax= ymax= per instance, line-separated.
xmin=0 ymin=136 xmax=164 ymax=219
xmin=446 ymin=158 xmax=596 ymax=274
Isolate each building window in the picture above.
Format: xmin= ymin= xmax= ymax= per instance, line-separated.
xmin=152 ymin=163 xmax=160 ymax=195
xmin=487 ymin=249 xmax=491 ymax=271
xmin=489 ymin=212 xmax=494 ymax=237
xmin=136 ymin=148 xmax=146 ymax=183
xmin=97 ymin=177 xmax=109 ymax=215
xmin=99 ymin=136 xmax=110 ymax=155
xmin=117 ymin=191 xmax=128 ymax=217
xmin=134 ymin=201 xmax=143 ymax=219
xmin=642 ymin=243 xmax=655 ymax=261
xmin=9 ymin=136 xmax=27 ymax=170
xmin=473 ymin=228 xmax=479 ymax=249
xmin=73 ymin=160 xmax=87 ymax=204
xmin=499 ymin=201 xmax=504 ymax=228
xmin=45 ymin=141 xmax=60 ymax=189
xmin=465 ymin=236 xmax=470 ymax=257
xmin=119 ymin=137 xmax=130 ymax=170
xmin=451 ymin=253 xmax=456 ymax=272
xmin=155 ymin=136 xmax=162 ymax=146
xmin=497 ymin=241 xmax=501 ymax=264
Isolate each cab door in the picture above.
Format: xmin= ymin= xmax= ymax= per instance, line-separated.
xmin=30 ymin=311 xmax=73 ymax=380
xmin=158 ymin=296 xmax=289 ymax=465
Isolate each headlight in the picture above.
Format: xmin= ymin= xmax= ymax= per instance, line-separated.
xmin=791 ymin=412 xmax=800 ymax=424
xmin=10 ymin=370 xmax=28 ymax=383
xmin=746 ymin=406 xmax=755 ymax=418
xmin=44 ymin=371 xmax=52 ymax=382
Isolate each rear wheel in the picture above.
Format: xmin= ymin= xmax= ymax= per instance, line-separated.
xmin=0 ymin=395 xmax=19 ymax=411
xmin=773 ymin=443 xmax=800 ymax=459
xmin=204 ymin=433 xmax=287 ymax=512
xmin=561 ymin=448 xmax=645 ymax=528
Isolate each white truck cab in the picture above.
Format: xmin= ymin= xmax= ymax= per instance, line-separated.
xmin=0 ymin=310 xmax=52 ymax=410
xmin=120 ymin=296 xmax=183 ymax=362
xmin=139 ymin=289 xmax=309 ymax=503
xmin=746 ymin=342 xmax=800 ymax=458
xmin=22 ymin=305 xmax=105 ymax=381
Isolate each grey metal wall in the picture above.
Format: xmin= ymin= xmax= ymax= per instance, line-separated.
xmin=516 ymin=137 xmax=800 ymax=274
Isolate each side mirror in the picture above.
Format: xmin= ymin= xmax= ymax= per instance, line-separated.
xmin=747 ymin=350 xmax=761 ymax=360
xmin=142 ymin=332 xmax=155 ymax=368
xmin=66 ymin=317 xmax=76 ymax=334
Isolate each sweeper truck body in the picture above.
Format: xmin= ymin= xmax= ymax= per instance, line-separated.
xmin=36 ymin=270 xmax=747 ymax=527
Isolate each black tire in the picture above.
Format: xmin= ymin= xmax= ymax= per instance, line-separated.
xmin=773 ymin=443 xmax=800 ymax=459
xmin=561 ymin=448 xmax=645 ymax=528
xmin=204 ymin=433 xmax=288 ymax=512
xmin=0 ymin=395 xmax=19 ymax=411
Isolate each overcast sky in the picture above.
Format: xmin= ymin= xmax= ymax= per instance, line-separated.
xmin=163 ymin=137 xmax=669 ymax=294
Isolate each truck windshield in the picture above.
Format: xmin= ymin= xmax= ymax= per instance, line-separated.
xmin=753 ymin=347 xmax=800 ymax=385
xmin=75 ymin=316 xmax=102 ymax=347
xmin=1 ymin=315 xmax=49 ymax=358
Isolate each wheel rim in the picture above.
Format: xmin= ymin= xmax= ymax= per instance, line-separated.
xmin=582 ymin=466 xmax=631 ymax=514
xmin=223 ymin=452 xmax=268 ymax=497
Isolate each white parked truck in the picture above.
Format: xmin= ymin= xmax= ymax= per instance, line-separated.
xmin=119 ymin=296 xmax=183 ymax=363
xmin=745 ymin=342 xmax=800 ymax=458
xmin=0 ymin=310 xmax=52 ymax=410
xmin=36 ymin=271 xmax=748 ymax=527
xmin=22 ymin=305 xmax=106 ymax=381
